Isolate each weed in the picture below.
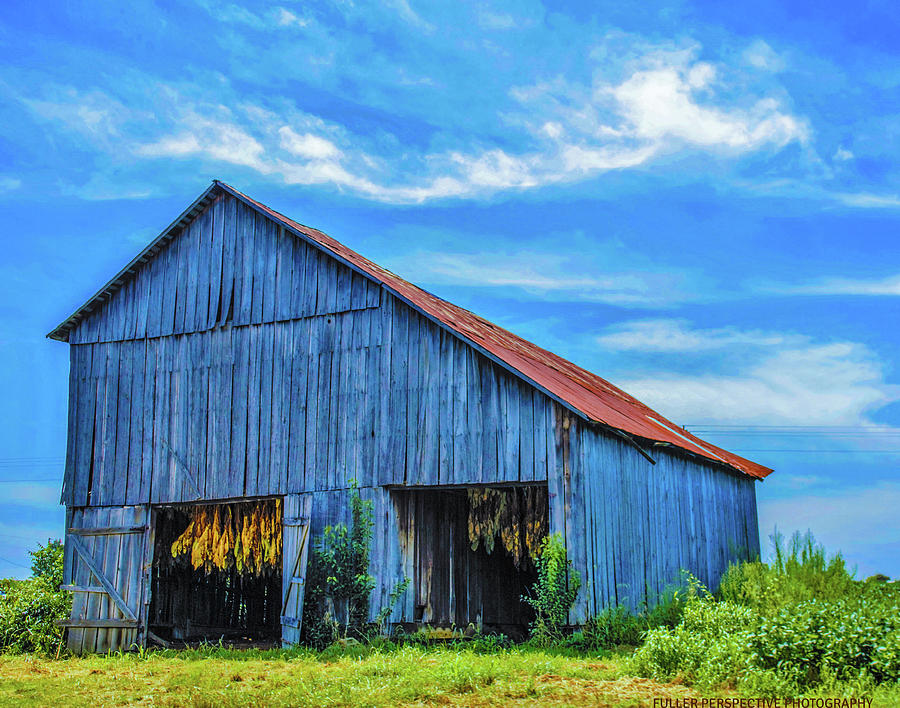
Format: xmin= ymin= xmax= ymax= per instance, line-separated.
xmin=522 ymin=533 xmax=581 ymax=645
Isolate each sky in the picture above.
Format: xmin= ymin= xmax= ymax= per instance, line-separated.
xmin=0 ymin=0 xmax=898 ymax=581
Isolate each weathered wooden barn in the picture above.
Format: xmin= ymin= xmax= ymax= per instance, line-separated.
xmin=49 ymin=180 xmax=772 ymax=653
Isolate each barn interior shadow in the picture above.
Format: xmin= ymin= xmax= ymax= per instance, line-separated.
xmin=393 ymin=484 xmax=548 ymax=640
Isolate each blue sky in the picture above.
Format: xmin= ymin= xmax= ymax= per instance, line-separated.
xmin=0 ymin=0 xmax=898 ymax=580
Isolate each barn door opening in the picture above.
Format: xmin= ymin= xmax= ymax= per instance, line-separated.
xmin=148 ymin=498 xmax=283 ymax=646
xmin=62 ymin=506 xmax=150 ymax=655
xmin=280 ymin=493 xmax=312 ymax=646
xmin=394 ymin=484 xmax=548 ymax=639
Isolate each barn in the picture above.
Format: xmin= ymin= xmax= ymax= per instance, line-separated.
xmin=48 ymin=180 xmax=772 ymax=653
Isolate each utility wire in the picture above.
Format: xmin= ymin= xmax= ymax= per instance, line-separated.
xmin=0 ymin=479 xmax=58 ymax=483
xmin=732 ymin=449 xmax=900 ymax=454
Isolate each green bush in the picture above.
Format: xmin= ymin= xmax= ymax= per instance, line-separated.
xmin=302 ymin=483 xmax=408 ymax=648
xmin=630 ymin=596 xmax=757 ymax=685
xmin=718 ymin=530 xmax=856 ymax=611
xmin=746 ymin=595 xmax=900 ymax=685
xmin=0 ymin=540 xmax=70 ymax=656
xmin=29 ymin=539 xmax=64 ymax=588
xmin=567 ymin=583 xmax=688 ymax=650
xmin=522 ymin=533 xmax=580 ymax=645
xmin=303 ymin=484 xmax=376 ymax=646
xmin=630 ymin=533 xmax=900 ymax=696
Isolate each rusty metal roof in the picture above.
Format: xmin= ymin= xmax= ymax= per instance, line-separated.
xmin=48 ymin=181 xmax=772 ymax=480
xmin=218 ymin=182 xmax=772 ymax=480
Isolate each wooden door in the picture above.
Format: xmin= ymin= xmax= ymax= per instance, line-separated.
xmin=281 ymin=494 xmax=312 ymax=646
xmin=61 ymin=506 xmax=151 ymax=654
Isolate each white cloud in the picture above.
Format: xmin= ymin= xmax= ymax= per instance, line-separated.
xmin=477 ymin=10 xmax=518 ymax=30
xmin=0 ymin=176 xmax=22 ymax=192
xmin=20 ymin=44 xmax=808 ymax=204
xmin=386 ymin=0 xmax=435 ymax=32
xmin=387 ymin=252 xmax=694 ymax=307
xmin=608 ymin=64 xmax=805 ymax=150
xmin=743 ymin=39 xmax=785 ymax=72
xmin=278 ymin=126 xmax=342 ymax=160
xmin=135 ymin=110 xmax=267 ymax=171
xmin=835 ymin=192 xmax=900 ymax=209
xmin=597 ymin=319 xmax=789 ymax=351
xmin=273 ymin=7 xmax=308 ymax=28
xmin=612 ymin=326 xmax=896 ymax=425
xmin=776 ymin=273 xmax=900 ymax=296
xmin=23 ymin=87 xmax=140 ymax=145
xmin=833 ymin=147 xmax=854 ymax=161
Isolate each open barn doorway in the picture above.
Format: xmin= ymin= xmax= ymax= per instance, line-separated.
xmin=148 ymin=498 xmax=284 ymax=647
xmin=393 ymin=484 xmax=549 ymax=639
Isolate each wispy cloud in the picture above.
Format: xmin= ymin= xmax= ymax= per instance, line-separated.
xmin=834 ymin=192 xmax=900 ymax=209
xmin=16 ymin=39 xmax=808 ymax=203
xmin=742 ymin=39 xmax=786 ymax=72
xmin=386 ymin=251 xmax=699 ymax=307
xmin=0 ymin=482 xmax=59 ymax=509
xmin=771 ymin=273 xmax=900 ymax=296
xmin=0 ymin=176 xmax=21 ymax=193
xmin=597 ymin=319 xmax=898 ymax=425
xmin=597 ymin=318 xmax=789 ymax=351
xmin=607 ymin=62 xmax=804 ymax=150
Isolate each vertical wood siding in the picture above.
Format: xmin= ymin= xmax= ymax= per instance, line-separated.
xmin=555 ymin=419 xmax=761 ymax=622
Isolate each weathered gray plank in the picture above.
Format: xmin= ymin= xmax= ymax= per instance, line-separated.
xmin=251 ymin=213 xmax=266 ymax=324
xmin=218 ymin=196 xmax=236 ymax=325
xmin=184 ymin=216 xmax=200 ymax=333
xmin=112 ymin=342 xmax=132 ymax=506
xmin=237 ymin=203 xmax=255 ymax=326
xmin=244 ymin=326 xmax=261 ymax=495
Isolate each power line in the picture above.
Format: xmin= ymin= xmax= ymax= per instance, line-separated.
xmin=684 ymin=424 xmax=896 ymax=429
xmin=0 ymin=555 xmax=30 ymax=570
xmin=0 ymin=532 xmax=44 ymax=542
xmin=733 ymin=449 xmax=900 ymax=454
xmin=0 ymin=478 xmax=59 ymax=483
xmin=687 ymin=427 xmax=900 ymax=431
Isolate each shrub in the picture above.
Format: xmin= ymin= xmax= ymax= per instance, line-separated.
xmin=569 ymin=585 xmax=687 ymax=651
xmin=746 ymin=595 xmax=900 ymax=685
xmin=522 ymin=533 xmax=580 ymax=645
xmin=302 ymin=483 xmax=408 ymax=647
xmin=629 ymin=596 xmax=757 ymax=685
xmin=0 ymin=540 xmax=70 ymax=655
xmin=630 ymin=548 xmax=900 ymax=696
xmin=718 ymin=530 xmax=856 ymax=611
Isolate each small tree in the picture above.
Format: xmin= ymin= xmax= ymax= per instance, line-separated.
xmin=523 ymin=533 xmax=580 ymax=645
xmin=30 ymin=540 xmax=64 ymax=589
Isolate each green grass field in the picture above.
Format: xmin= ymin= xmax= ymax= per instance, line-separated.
xmin=0 ymin=645 xmax=708 ymax=708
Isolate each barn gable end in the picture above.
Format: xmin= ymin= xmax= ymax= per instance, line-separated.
xmin=60 ymin=191 xmax=564 ymax=509
xmin=64 ymin=193 xmax=381 ymax=345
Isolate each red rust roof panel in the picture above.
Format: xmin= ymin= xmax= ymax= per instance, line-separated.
xmin=220 ymin=182 xmax=772 ymax=480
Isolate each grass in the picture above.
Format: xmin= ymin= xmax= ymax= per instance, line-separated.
xmin=0 ymin=644 xmax=709 ymax=707
xmin=4 ymin=531 xmax=896 ymax=706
